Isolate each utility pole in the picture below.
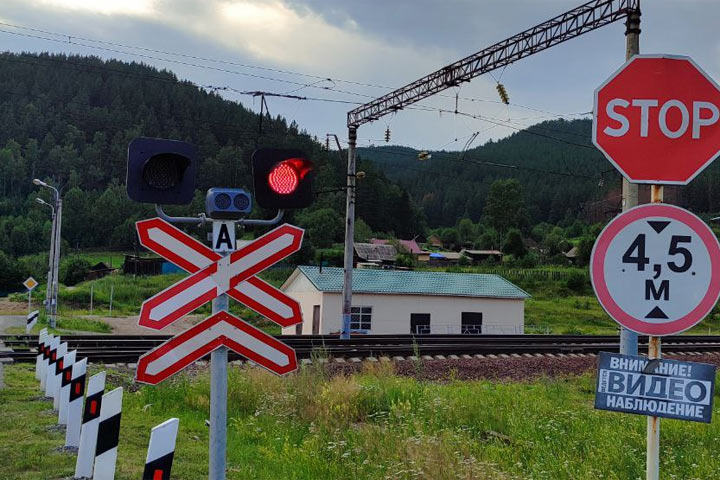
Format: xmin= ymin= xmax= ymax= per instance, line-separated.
xmin=619 ymin=5 xmax=640 ymax=356
xmin=209 ymin=277 xmax=228 ymax=480
xmin=51 ymin=197 xmax=62 ymax=329
xmin=340 ymin=126 xmax=357 ymax=339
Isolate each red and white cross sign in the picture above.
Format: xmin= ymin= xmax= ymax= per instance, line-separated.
xmin=136 ymin=218 xmax=303 ymax=330
xmin=136 ymin=311 xmax=297 ymax=383
xmin=134 ymin=218 xmax=303 ymax=383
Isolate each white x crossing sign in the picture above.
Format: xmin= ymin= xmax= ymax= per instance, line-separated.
xmin=136 ymin=218 xmax=303 ymax=330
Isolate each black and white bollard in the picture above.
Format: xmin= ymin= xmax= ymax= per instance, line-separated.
xmin=59 ymin=354 xmax=83 ymax=424
xmin=54 ymin=350 xmax=76 ymax=411
xmin=40 ymin=336 xmax=59 ymax=390
xmin=92 ymin=387 xmax=123 ymax=480
xmin=142 ymin=418 xmax=179 ymax=480
xmin=75 ymin=371 xmax=106 ymax=479
xmin=26 ymin=310 xmax=39 ymax=334
xmin=64 ymin=358 xmax=87 ymax=447
xmin=44 ymin=341 xmax=67 ymax=396
xmin=35 ymin=329 xmax=48 ymax=380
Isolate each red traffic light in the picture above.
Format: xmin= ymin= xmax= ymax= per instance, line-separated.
xmin=267 ymin=158 xmax=311 ymax=195
xmin=252 ymin=149 xmax=314 ymax=209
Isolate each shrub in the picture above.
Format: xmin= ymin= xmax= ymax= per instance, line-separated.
xmin=566 ymin=271 xmax=587 ymax=293
xmin=59 ymin=255 xmax=91 ymax=286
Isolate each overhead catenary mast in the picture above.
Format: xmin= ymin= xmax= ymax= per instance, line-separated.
xmin=340 ymin=0 xmax=641 ymax=339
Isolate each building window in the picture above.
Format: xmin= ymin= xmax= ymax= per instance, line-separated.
xmin=410 ymin=313 xmax=431 ymax=334
xmin=461 ymin=312 xmax=483 ymax=334
xmin=351 ymin=306 xmax=372 ymax=331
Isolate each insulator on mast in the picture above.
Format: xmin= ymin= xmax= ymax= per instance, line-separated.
xmin=496 ymin=83 xmax=510 ymax=105
xmin=384 ymin=127 xmax=391 ymax=142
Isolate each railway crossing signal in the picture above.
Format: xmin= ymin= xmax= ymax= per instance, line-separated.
xmin=251 ymin=148 xmax=314 ymax=209
xmin=593 ymin=55 xmax=720 ymax=184
xmin=134 ymin=217 xmax=303 ymax=384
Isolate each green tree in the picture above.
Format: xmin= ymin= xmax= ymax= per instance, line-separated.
xmin=297 ymin=208 xmax=343 ymax=248
xmin=59 ymin=255 xmax=91 ymax=286
xmin=503 ymin=229 xmax=527 ymax=258
xmin=353 ymin=218 xmax=373 ymax=243
xmin=482 ymin=179 xmax=529 ymax=233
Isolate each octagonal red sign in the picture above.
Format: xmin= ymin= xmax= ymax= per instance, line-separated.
xmin=593 ymin=55 xmax=720 ymax=185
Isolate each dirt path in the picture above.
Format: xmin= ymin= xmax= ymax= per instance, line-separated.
xmin=0 ymin=315 xmax=25 ymax=334
xmin=91 ymin=314 xmax=205 ymax=335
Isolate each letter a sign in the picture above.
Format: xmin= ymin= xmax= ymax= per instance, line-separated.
xmin=591 ymin=204 xmax=720 ymax=336
xmin=593 ymin=55 xmax=720 ymax=184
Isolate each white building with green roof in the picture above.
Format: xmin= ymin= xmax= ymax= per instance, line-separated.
xmin=281 ymin=266 xmax=530 ymax=335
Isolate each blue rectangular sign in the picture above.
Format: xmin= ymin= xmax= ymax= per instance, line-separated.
xmin=595 ymin=352 xmax=716 ymax=423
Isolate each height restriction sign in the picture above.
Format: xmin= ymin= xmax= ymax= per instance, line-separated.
xmin=591 ymin=204 xmax=720 ymax=336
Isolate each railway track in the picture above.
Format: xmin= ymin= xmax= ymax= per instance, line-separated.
xmin=3 ymin=334 xmax=720 ymax=363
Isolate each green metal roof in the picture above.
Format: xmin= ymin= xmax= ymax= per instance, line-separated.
xmin=295 ymin=266 xmax=530 ymax=299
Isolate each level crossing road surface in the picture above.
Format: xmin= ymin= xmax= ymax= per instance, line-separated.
xmin=0 ymin=315 xmax=24 ymax=334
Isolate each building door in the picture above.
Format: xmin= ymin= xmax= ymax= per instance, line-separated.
xmin=410 ymin=313 xmax=431 ymax=334
xmin=461 ymin=312 xmax=483 ymax=334
xmin=295 ymin=321 xmax=302 ymax=335
xmin=312 ymin=305 xmax=321 ymax=335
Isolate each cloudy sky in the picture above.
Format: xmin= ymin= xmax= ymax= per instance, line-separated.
xmin=1 ymin=0 xmax=719 ymax=150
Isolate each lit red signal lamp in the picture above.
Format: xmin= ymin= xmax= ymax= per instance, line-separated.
xmin=252 ymin=148 xmax=314 ymax=209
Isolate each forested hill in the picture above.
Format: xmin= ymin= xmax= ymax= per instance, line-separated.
xmin=0 ymin=52 xmax=422 ymax=258
xmin=359 ymin=119 xmax=611 ymax=227
xmin=359 ymin=118 xmax=720 ymax=227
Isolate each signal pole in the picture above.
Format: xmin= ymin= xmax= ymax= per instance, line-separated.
xmin=619 ymin=5 xmax=641 ymax=357
xmin=341 ymin=126 xmax=357 ymax=339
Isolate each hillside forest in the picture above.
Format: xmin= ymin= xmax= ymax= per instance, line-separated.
xmin=2 ymin=52 xmax=720 ymax=289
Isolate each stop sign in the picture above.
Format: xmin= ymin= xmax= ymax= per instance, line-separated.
xmin=593 ymin=55 xmax=720 ymax=185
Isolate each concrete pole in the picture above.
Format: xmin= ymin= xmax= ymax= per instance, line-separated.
xmin=209 ymin=249 xmax=229 ymax=480
xmin=619 ymin=6 xmax=641 ymax=356
xmin=50 ymin=198 xmax=62 ymax=329
xmin=45 ymin=211 xmax=56 ymax=315
xmin=340 ymin=126 xmax=357 ymax=339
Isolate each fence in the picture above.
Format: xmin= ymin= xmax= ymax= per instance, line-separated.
xmin=412 ymin=324 xmax=546 ymax=335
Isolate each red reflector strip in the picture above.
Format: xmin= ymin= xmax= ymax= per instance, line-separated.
xmin=90 ymin=400 xmax=97 ymax=415
xmin=75 ymin=383 xmax=82 ymax=394
xmin=66 ymin=371 xmax=71 ymax=381
xmin=153 ymin=469 xmax=164 ymax=480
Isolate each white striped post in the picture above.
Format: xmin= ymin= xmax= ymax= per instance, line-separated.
xmin=45 ymin=341 xmax=67 ymax=396
xmin=58 ymin=352 xmax=81 ymax=424
xmin=92 ymin=387 xmax=123 ymax=480
xmin=64 ymin=358 xmax=87 ymax=447
xmin=26 ymin=310 xmax=39 ymax=334
xmin=40 ymin=336 xmax=59 ymax=389
xmin=35 ymin=329 xmax=48 ymax=380
xmin=54 ymin=350 xmax=76 ymax=412
xmin=142 ymin=418 xmax=179 ymax=480
xmin=75 ymin=371 xmax=106 ymax=479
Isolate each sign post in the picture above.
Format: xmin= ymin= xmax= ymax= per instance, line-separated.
xmin=592 ymin=54 xmax=720 ymax=480
xmin=23 ymin=277 xmax=38 ymax=315
xmin=133 ymin=218 xmax=303 ymax=480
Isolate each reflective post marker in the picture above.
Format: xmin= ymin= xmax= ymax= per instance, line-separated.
xmin=35 ymin=329 xmax=48 ymax=380
xmin=55 ymin=350 xmax=76 ymax=413
xmin=75 ymin=371 xmax=106 ymax=479
xmin=143 ymin=418 xmax=179 ymax=480
xmin=64 ymin=358 xmax=87 ymax=447
xmin=93 ymin=387 xmax=123 ymax=480
xmin=40 ymin=336 xmax=59 ymax=390
xmin=26 ymin=310 xmax=39 ymax=334
xmin=45 ymin=341 xmax=67 ymax=397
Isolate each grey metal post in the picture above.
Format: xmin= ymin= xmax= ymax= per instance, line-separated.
xmin=109 ymin=284 xmax=114 ymax=316
xmin=209 ymin=248 xmax=229 ymax=480
xmin=619 ymin=5 xmax=640 ymax=356
xmin=45 ymin=210 xmax=56 ymax=315
xmin=50 ymin=197 xmax=62 ymax=329
xmin=90 ymin=283 xmax=94 ymax=314
xmin=340 ymin=126 xmax=357 ymax=339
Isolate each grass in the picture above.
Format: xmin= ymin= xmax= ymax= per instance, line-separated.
xmin=4 ymin=310 xmax=112 ymax=335
xmin=2 ymin=362 xmax=720 ymax=479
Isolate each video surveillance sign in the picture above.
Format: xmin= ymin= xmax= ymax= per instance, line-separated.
xmin=595 ymin=352 xmax=715 ymax=423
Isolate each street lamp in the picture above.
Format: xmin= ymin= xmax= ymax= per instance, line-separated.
xmin=33 ymin=179 xmax=62 ymax=328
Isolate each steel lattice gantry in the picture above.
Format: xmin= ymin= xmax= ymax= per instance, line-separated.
xmin=347 ymin=0 xmax=640 ymax=127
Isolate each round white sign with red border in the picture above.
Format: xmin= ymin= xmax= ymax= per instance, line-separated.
xmin=591 ymin=204 xmax=720 ymax=336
